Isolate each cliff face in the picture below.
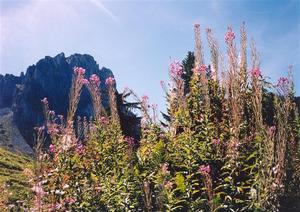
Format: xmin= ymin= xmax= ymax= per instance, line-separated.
xmin=0 ymin=108 xmax=33 ymax=156
xmin=11 ymin=53 xmax=115 ymax=147
xmin=0 ymin=74 xmax=23 ymax=108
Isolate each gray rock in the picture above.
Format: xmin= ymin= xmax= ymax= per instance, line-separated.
xmin=0 ymin=108 xmax=33 ymax=156
xmin=12 ymin=53 xmax=115 ymax=147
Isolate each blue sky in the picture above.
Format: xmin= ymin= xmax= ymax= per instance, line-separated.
xmin=0 ymin=0 xmax=299 ymax=113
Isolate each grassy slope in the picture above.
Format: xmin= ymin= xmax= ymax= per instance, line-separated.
xmin=0 ymin=147 xmax=33 ymax=209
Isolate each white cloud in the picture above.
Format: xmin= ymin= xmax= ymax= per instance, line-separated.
xmin=88 ymin=0 xmax=118 ymax=22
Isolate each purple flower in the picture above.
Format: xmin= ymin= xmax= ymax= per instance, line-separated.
xmin=76 ymin=144 xmax=85 ymax=154
xmin=160 ymin=80 xmax=165 ymax=88
xmin=212 ymin=138 xmax=220 ymax=145
xmin=277 ymin=77 xmax=289 ymax=86
xmin=73 ymin=67 xmax=85 ymax=75
xmin=194 ymin=23 xmax=200 ymax=29
xmin=89 ymin=74 xmax=100 ymax=86
xmin=48 ymin=144 xmax=56 ymax=154
xmin=81 ymin=78 xmax=89 ymax=85
xmin=267 ymin=126 xmax=276 ymax=135
xmin=169 ymin=60 xmax=183 ymax=78
xmin=47 ymin=123 xmax=59 ymax=135
xmin=225 ymin=27 xmax=235 ymax=43
xmin=31 ymin=182 xmax=45 ymax=196
xmin=192 ymin=64 xmax=207 ymax=74
xmin=64 ymin=197 xmax=76 ymax=204
xmin=276 ymin=77 xmax=290 ymax=96
xmin=105 ymin=77 xmax=115 ymax=86
xmin=100 ymin=116 xmax=109 ymax=125
xmin=206 ymin=27 xmax=212 ymax=33
xmin=141 ymin=95 xmax=149 ymax=103
xmin=251 ymin=68 xmax=261 ymax=78
xmin=198 ymin=165 xmax=211 ymax=175
xmin=125 ymin=136 xmax=135 ymax=148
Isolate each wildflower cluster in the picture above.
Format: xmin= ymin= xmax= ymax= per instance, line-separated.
xmin=8 ymin=23 xmax=299 ymax=211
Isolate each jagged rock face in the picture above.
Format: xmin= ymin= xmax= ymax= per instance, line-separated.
xmin=0 ymin=108 xmax=33 ymax=156
xmin=12 ymin=53 xmax=115 ymax=147
xmin=0 ymin=74 xmax=23 ymax=108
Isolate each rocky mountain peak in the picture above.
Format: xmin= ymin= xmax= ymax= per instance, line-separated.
xmin=4 ymin=53 xmax=115 ymax=146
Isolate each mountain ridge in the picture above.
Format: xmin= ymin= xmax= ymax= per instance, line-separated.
xmin=0 ymin=52 xmax=140 ymax=150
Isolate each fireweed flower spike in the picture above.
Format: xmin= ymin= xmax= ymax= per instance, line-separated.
xmin=277 ymin=77 xmax=290 ymax=96
xmin=105 ymin=77 xmax=115 ymax=86
xmin=48 ymin=144 xmax=56 ymax=154
xmin=225 ymin=26 xmax=235 ymax=44
xmin=194 ymin=23 xmax=200 ymax=29
xmin=251 ymin=68 xmax=261 ymax=78
xmin=99 ymin=116 xmax=109 ymax=125
xmin=89 ymin=74 xmax=100 ymax=86
xmin=192 ymin=64 xmax=207 ymax=74
xmin=81 ymin=78 xmax=89 ymax=85
xmin=73 ymin=66 xmax=85 ymax=75
xmin=76 ymin=143 xmax=85 ymax=155
xmin=141 ymin=95 xmax=149 ymax=103
xmin=125 ymin=136 xmax=135 ymax=148
xmin=212 ymin=138 xmax=221 ymax=145
xmin=169 ymin=60 xmax=183 ymax=78
xmin=198 ymin=165 xmax=211 ymax=175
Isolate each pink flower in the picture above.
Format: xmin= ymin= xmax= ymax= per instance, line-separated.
xmin=251 ymin=68 xmax=261 ymax=78
xmin=267 ymin=126 xmax=276 ymax=135
xmin=198 ymin=165 xmax=211 ymax=175
xmin=277 ymin=77 xmax=290 ymax=96
xmin=105 ymin=77 xmax=115 ymax=86
xmin=212 ymin=138 xmax=220 ymax=145
xmin=277 ymin=77 xmax=289 ymax=86
xmin=64 ymin=197 xmax=76 ymax=204
xmin=41 ymin=97 xmax=48 ymax=105
xmin=164 ymin=181 xmax=173 ymax=190
xmin=141 ymin=95 xmax=149 ymax=102
xmin=169 ymin=60 xmax=183 ymax=78
xmin=125 ymin=136 xmax=135 ymax=148
xmin=206 ymin=27 xmax=212 ymax=33
xmin=31 ymin=182 xmax=45 ymax=196
xmin=48 ymin=203 xmax=62 ymax=211
xmin=48 ymin=144 xmax=56 ymax=154
xmin=76 ymin=144 xmax=85 ymax=154
xmin=81 ymin=78 xmax=89 ymax=85
xmin=225 ymin=27 xmax=235 ymax=43
xmin=73 ymin=67 xmax=85 ymax=75
xmin=160 ymin=80 xmax=165 ymax=87
xmin=194 ymin=23 xmax=200 ymax=28
xmin=47 ymin=123 xmax=59 ymax=135
xmin=89 ymin=74 xmax=100 ymax=86
xmin=192 ymin=64 xmax=207 ymax=74
xmin=100 ymin=116 xmax=109 ymax=125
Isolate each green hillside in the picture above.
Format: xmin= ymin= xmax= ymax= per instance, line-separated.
xmin=0 ymin=147 xmax=33 ymax=209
